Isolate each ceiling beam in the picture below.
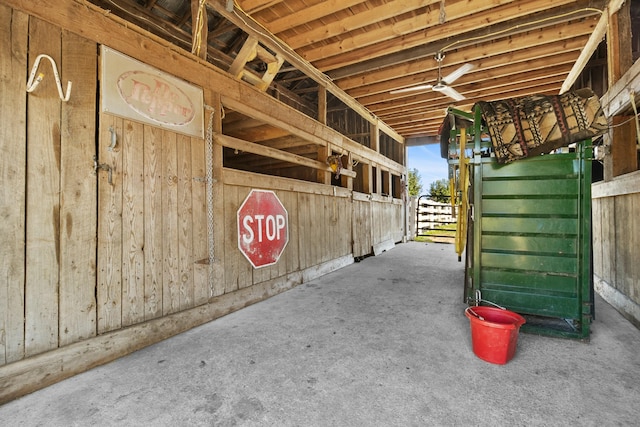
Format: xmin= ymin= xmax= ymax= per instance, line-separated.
xmin=238 ymin=0 xmax=283 ymax=14
xmin=375 ymin=67 xmax=573 ymax=118
xmin=327 ymin=0 xmax=604 ymax=78
xmin=353 ymin=43 xmax=587 ymax=107
xmin=286 ymin=0 xmax=437 ymax=50
xmin=342 ymin=31 xmax=590 ymax=98
xmin=263 ymin=0 xmax=370 ymax=34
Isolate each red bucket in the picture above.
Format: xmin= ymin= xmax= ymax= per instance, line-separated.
xmin=465 ymin=306 xmax=526 ymax=365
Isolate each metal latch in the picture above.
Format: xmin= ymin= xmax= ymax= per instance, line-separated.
xmin=93 ymin=155 xmax=113 ymax=185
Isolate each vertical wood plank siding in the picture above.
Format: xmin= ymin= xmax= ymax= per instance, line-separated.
xmin=0 ymin=1 xmax=405 ymax=403
xmin=592 ymin=192 xmax=640 ymax=309
xmin=24 ymin=18 xmax=62 ymax=357
xmin=58 ymin=31 xmax=98 ymax=346
xmin=0 ymin=4 xmax=28 ymax=364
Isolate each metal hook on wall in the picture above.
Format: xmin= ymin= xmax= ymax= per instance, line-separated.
xmin=26 ymin=54 xmax=72 ymax=102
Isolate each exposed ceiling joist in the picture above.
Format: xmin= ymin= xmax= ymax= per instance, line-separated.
xmin=86 ymin=0 xmax=635 ymax=141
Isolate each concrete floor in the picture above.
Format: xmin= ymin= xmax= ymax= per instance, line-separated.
xmin=1 ymin=241 xmax=639 ymax=426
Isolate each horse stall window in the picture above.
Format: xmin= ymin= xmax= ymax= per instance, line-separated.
xmin=379 ymin=131 xmax=404 ymax=165
xmin=372 ymin=166 xmax=378 ymax=194
xmin=326 ymin=93 xmax=371 ymax=148
xmin=352 ymin=161 xmax=368 ymax=194
xmin=221 ymin=108 xmax=323 ymax=183
xmin=392 ymin=174 xmax=402 ymax=199
xmin=381 ymin=170 xmax=389 ymax=196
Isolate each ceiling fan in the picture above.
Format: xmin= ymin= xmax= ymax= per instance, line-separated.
xmin=390 ymin=52 xmax=474 ymax=101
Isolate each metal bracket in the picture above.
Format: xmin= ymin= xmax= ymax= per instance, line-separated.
xmin=93 ymin=155 xmax=113 ymax=185
xmin=26 ymin=53 xmax=72 ymax=102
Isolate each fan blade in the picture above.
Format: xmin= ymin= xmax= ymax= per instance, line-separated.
xmin=442 ymin=63 xmax=475 ymax=85
xmin=437 ymin=84 xmax=466 ymax=101
xmin=390 ymin=84 xmax=433 ymax=94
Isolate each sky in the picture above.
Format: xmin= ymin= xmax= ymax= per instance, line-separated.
xmin=407 ymin=144 xmax=449 ymax=195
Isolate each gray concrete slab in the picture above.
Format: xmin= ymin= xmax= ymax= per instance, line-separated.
xmin=1 ymin=241 xmax=639 ymax=426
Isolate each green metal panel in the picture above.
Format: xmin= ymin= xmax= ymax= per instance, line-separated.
xmin=446 ymin=105 xmax=593 ymax=339
xmin=482 ymin=198 xmax=578 ymax=216
xmin=481 ymin=235 xmax=577 ymax=255
xmin=473 ymin=148 xmax=592 ymax=339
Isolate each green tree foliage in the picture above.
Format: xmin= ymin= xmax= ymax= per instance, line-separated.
xmin=428 ymin=178 xmax=450 ymax=203
xmin=407 ymin=168 xmax=423 ymax=197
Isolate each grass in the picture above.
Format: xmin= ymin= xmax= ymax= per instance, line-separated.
xmin=415 ymin=223 xmax=457 ymax=242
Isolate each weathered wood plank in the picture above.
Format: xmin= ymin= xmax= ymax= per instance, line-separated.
xmin=278 ymin=191 xmax=294 ymax=277
xmin=143 ymin=125 xmax=163 ymax=320
xmin=190 ymin=135 xmax=209 ymax=305
xmin=340 ymin=197 xmax=352 ymax=256
xmin=236 ymin=188 xmax=254 ymax=288
xmin=223 ymin=185 xmax=239 ymax=293
xmin=297 ymin=192 xmax=310 ymax=270
xmin=177 ymin=133 xmax=194 ymax=310
xmin=58 ymin=31 xmax=97 ymax=346
xmin=591 ymin=199 xmax=603 ymax=279
xmin=601 ymin=197 xmax=615 ymax=285
xmin=615 ymin=194 xmax=637 ymax=297
xmin=632 ymin=193 xmax=640 ymax=306
xmin=162 ymin=130 xmax=180 ymax=315
xmin=224 ymin=185 xmax=253 ymax=291
xmin=601 ymin=57 xmax=640 ymax=117
xmin=592 ymin=170 xmax=640 ymax=199
xmin=121 ymin=120 xmax=145 ymax=327
xmin=322 ymin=195 xmax=332 ymax=264
xmin=97 ymin=114 xmax=123 ymax=334
xmin=211 ymin=93 xmax=225 ymax=298
xmin=352 ymin=199 xmax=371 ymax=258
xmin=0 ymin=4 xmax=28 ymax=365
xmin=224 ymin=167 xmax=352 ymax=198
xmin=25 ymin=17 xmax=61 ymax=357
xmin=308 ymin=194 xmax=319 ymax=267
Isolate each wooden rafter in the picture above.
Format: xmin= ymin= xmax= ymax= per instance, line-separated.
xmin=207 ymin=0 xmax=405 ymax=144
xmin=81 ymin=0 xmax=633 ymax=140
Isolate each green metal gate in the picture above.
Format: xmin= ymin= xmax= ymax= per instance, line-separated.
xmin=445 ymin=106 xmax=593 ymax=339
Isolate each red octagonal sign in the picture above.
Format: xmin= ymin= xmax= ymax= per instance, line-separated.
xmin=237 ymin=189 xmax=289 ymax=268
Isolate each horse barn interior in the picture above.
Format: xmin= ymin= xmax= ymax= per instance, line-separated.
xmin=1 ymin=0 xmax=639 ymax=409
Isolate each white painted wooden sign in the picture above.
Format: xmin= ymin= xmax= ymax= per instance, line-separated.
xmin=100 ymin=46 xmax=204 ymax=138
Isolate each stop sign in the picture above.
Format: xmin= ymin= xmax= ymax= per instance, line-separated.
xmin=237 ymin=189 xmax=289 ymax=268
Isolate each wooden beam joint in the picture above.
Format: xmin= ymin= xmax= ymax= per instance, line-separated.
xmin=227 ymin=36 xmax=284 ymax=91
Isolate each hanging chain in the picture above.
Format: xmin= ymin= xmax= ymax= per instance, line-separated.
xmin=205 ymin=105 xmax=215 ymax=297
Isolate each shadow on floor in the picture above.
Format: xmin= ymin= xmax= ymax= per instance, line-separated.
xmin=1 ymin=241 xmax=639 ymax=426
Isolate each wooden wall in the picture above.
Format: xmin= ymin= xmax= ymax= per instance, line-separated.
xmin=1 ymin=4 xmax=27 ymax=365
xmin=0 ymin=8 xmax=99 ymax=363
xmin=0 ymin=0 xmax=406 ymax=403
xmin=592 ymin=171 xmax=640 ymax=327
xmin=593 ymin=53 xmax=640 ymax=329
xmin=96 ymin=114 xmax=210 ymax=334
